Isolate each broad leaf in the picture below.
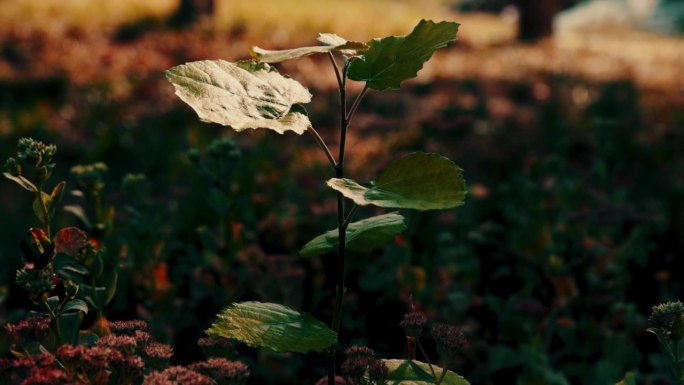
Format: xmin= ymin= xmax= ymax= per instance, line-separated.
xmin=61 ymin=299 xmax=88 ymax=315
xmin=300 ymin=213 xmax=407 ymax=257
xmin=383 ymin=359 xmax=470 ymax=385
xmin=348 ymin=19 xmax=459 ymax=90
xmin=165 ymin=60 xmax=312 ymax=135
xmin=57 ymin=311 xmax=83 ymax=345
xmin=251 ymin=34 xmax=367 ymax=63
xmin=328 ymin=153 xmax=466 ymax=210
xmin=207 ymin=301 xmax=336 ymax=353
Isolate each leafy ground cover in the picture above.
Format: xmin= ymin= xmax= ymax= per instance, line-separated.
xmin=1 ymin=3 xmax=684 ymax=384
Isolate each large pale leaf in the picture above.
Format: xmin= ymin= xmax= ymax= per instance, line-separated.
xmin=165 ymin=60 xmax=312 ymax=134
xmin=207 ymin=301 xmax=336 ymax=353
xmin=383 ymin=359 xmax=470 ymax=385
xmin=300 ymin=213 xmax=407 ymax=257
xmin=328 ymin=153 xmax=466 ymax=210
xmin=250 ymin=36 xmax=367 ymax=63
xmin=348 ymin=19 xmax=459 ymax=90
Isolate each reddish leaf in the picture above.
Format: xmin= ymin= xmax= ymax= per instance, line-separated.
xmin=53 ymin=227 xmax=88 ymax=256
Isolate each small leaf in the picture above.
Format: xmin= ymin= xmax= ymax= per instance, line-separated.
xmin=3 ymin=172 xmax=38 ymax=192
xmin=207 ymin=301 xmax=336 ymax=353
xmin=61 ymin=299 xmax=88 ymax=315
xmin=63 ymin=205 xmax=92 ymax=228
xmin=348 ymin=19 xmax=459 ymax=90
xmin=32 ymin=194 xmax=49 ymax=224
xmin=47 ymin=181 xmax=66 ymax=218
xmin=328 ymin=153 xmax=466 ymax=210
xmin=54 ymin=253 xmax=89 ymax=282
xmin=165 ymin=60 xmax=312 ymax=135
xmin=383 ymin=359 xmax=471 ymax=385
xmin=300 ymin=213 xmax=407 ymax=257
xmin=79 ymin=332 xmax=99 ymax=347
xmin=53 ymin=227 xmax=88 ymax=256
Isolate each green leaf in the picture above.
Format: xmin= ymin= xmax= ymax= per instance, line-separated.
xmin=79 ymin=332 xmax=99 ymax=347
xmin=250 ymin=38 xmax=367 ymax=63
xmin=46 ymin=296 xmax=60 ymax=313
xmin=60 ymin=299 xmax=88 ymax=315
xmin=300 ymin=213 xmax=407 ymax=257
xmin=47 ymin=181 xmax=66 ymax=218
xmin=3 ymin=172 xmax=38 ymax=192
xmin=57 ymin=311 xmax=82 ymax=345
xmin=32 ymin=193 xmax=49 ymax=224
xmin=647 ymin=327 xmax=675 ymax=361
xmin=328 ymin=153 xmax=466 ymax=210
xmin=348 ymin=19 xmax=459 ymax=90
xmin=383 ymin=359 xmax=470 ymax=385
xmin=54 ymin=253 xmax=89 ymax=282
xmin=207 ymin=301 xmax=336 ymax=353
xmin=165 ymin=60 xmax=312 ymax=135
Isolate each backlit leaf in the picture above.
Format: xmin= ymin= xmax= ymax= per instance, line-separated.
xmin=328 ymin=153 xmax=466 ymax=210
xmin=300 ymin=213 xmax=407 ymax=257
xmin=251 ymin=35 xmax=367 ymax=63
xmin=383 ymin=359 xmax=470 ymax=385
xmin=165 ymin=60 xmax=312 ymax=135
xmin=348 ymin=19 xmax=459 ymax=90
xmin=54 ymin=227 xmax=88 ymax=256
xmin=207 ymin=301 xmax=336 ymax=353
xmin=3 ymin=172 xmax=38 ymax=192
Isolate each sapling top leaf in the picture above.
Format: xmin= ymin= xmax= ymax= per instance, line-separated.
xmin=165 ymin=60 xmax=312 ymax=134
xmin=327 ymin=152 xmax=466 ymax=210
xmin=250 ymin=36 xmax=367 ymax=63
xmin=347 ymin=19 xmax=460 ymax=90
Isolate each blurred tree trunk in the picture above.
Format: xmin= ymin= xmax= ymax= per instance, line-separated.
xmin=517 ymin=0 xmax=559 ymax=41
xmin=169 ymin=0 xmax=215 ymax=28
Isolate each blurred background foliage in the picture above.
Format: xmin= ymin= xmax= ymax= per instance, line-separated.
xmin=1 ymin=0 xmax=683 ymax=384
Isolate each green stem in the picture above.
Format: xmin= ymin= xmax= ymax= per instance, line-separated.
xmin=36 ymin=190 xmax=51 ymax=238
xmin=417 ymin=340 xmax=437 ymax=379
xmin=342 ymin=204 xmax=358 ymax=229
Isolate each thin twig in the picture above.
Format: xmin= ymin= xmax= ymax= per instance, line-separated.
xmin=346 ymin=84 xmax=369 ymax=122
xmin=308 ymin=127 xmax=337 ymax=169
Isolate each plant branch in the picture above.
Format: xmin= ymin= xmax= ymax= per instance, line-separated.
xmin=417 ymin=340 xmax=437 ymax=379
xmin=328 ymin=52 xmax=344 ymax=93
xmin=308 ymin=127 xmax=337 ymax=169
xmin=342 ymin=204 xmax=359 ymax=229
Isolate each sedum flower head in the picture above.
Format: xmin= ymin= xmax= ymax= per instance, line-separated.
xmin=17 ymin=138 xmax=56 ymax=167
xmin=649 ymin=301 xmax=684 ymax=331
xmin=15 ymin=265 xmax=55 ymax=295
xmin=5 ymin=316 xmax=50 ymax=347
xmin=71 ymin=162 xmax=107 ymax=192
xmin=198 ymin=336 xmax=236 ymax=359
xmin=4 ymin=157 xmax=20 ymax=175
xmin=142 ymin=366 xmax=213 ymax=385
xmin=96 ymin=334 xmax=137 ymax=356
xmin=189 ymin=358 xmax=249 ymax=385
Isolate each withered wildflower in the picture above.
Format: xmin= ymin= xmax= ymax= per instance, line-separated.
xmin=340 ymin=346 xmax=382 ymax=385
xmin=189 ymin=358 xmax=249 ymax=385
xmin=649 ymin=301 xmax=684 ymax=332
xmin=431 ymin=324 xmax=466 ymax=361
xmin=20 ymin=367 xmax=74 ymax=385
xmin=368 ymin=359 xmax=388 ymax=385
xmin=142 ymin=366 xmax=213 ymax=385
xmin=198 ymin=335 xmax=236 ymax=359
xmin=400 ymin=312 xmax=427 ymax=338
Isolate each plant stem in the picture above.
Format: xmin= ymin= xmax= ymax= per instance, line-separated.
xmin=417 ymin=340 xmax=437 ymax=379
xmin=342 ymin=204 xmax=359 ymax=229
